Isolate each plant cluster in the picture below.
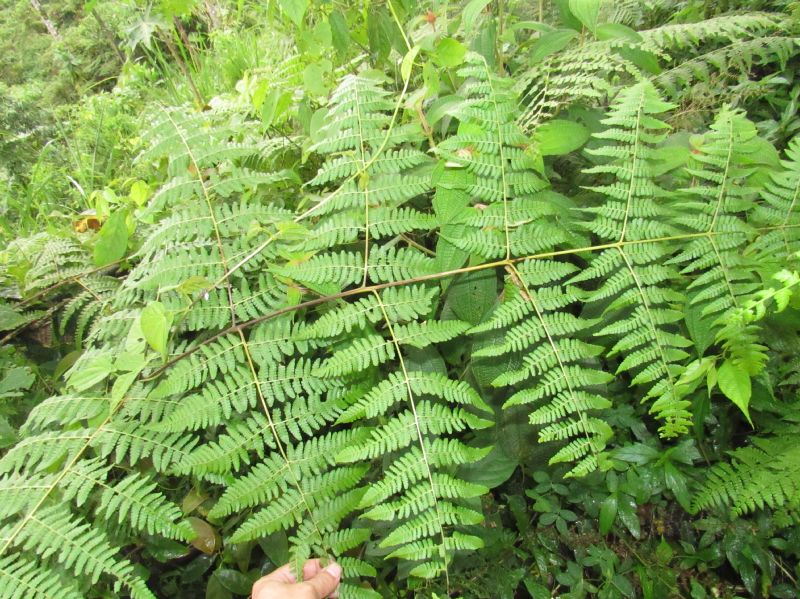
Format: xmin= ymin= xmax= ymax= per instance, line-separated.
xmin=2 ymin=1 xmax=800 ymax=598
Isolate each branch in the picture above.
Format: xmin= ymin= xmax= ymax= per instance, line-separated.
xmin=144 ymin=226 xmax=799 ymax=380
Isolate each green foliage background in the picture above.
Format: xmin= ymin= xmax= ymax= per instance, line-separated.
xmin=2 ymin=0 xmax=800 ymax=598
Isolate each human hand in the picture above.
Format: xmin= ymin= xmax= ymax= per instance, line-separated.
xmin=251 ymin=559 xmax=342 ymax=599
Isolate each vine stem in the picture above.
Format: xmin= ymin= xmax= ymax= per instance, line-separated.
xmin=145 ymin=224 xmax=800 ymax=379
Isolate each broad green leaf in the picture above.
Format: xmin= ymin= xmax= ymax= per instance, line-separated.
xmin=463 ymin=0 xmax=492 ymax=32
xmin=278 ymin=0 xmax=307 ymax=27
xmin=471 ymin=16 xmax=497 ymax=66
xmin=664 ymin=462 xmax=691 ymax=511
xmin=68 ymin=354 xmax=114 ymax=391
xmin=300 ymin=19 xmax=332 ymax=56
xmin=260 ymin=89 xmax=292 ymax=127
xmin=422 ymin=60 xmax=440 ymax=97
xmin=258 ymin=531 xmax=290 ymax=567
xmin=656 ymin=538 xmax=674 ymax=564
xmin=535 ymin=119 xmax=589 ymax=155
xmin=205 ymin=574 xmax=233 ymax=599
xmin=401 ymin=45 xmax=421 ymax=83
xmin=110 ymin=370 xmax=139 ymax=413
xmin=303 ymin=60 xmax=331 ymax=98
xmin=613 ymin=443 xmax=660 ymax=465
xmin=367 ymin=6 xmax=404 ymax=62
xmin=651 ymin=144 xmax=690 ymax=176
xmin=129 ymin=180 xmax=150 ymax=206
xmin=595 ymin=23 xmax=642 ymax=42
xmin=140 ymin=301 xmax=172 ymax=358
xmin=529 ymin=29 xmax=577 ymax=63
xmin=717 ymin=360 xmax=752 ymax=424
xmin=458 ymin=445 xmax=513 ymax=489
xmin=93 ymin=210 xmax=129 ymax=267
xmin=743 ymin=136 xmax=781 ymax=169
xmin=158 ymin=0 xmax=197 ymax=18
xmin=182 ymin=555 xmax=215 ymax=584
xmin=0 ymin=305 xmax=27 ymax=331
xmin=617 ymin=46 xmax=661 ymax=74
xmin=617 ymin=495 xmax=641 ymax=538
xmin=426 ymin=95 xmax=465 ymax=128
xmin=329 ymin=10 xmax=349 ymax=55
xmin=447 ymin=270 xmax=498 ymax=326
xmin=54 ymin=350 xmax=83 ymax=381
xmin=599 ymin=494 xmax=617 ymax=534
xmin=189 ymin=517 xmax=221 ymax=555
xmin=0 ymin=366 xmax=34 ymax=396
xmin=178 ymin=276 xmax=213 ymax=296
xmin=568 ymin=0 xmax=601 ymax=33
xmin=114 ymin=350 xmax=147 ymax=373
xmin=215 ymin=569 xmax=253 ymax=595
xmin=684 ymin=300 xmax=715 ymax=356
xmin=0 ymin=415 xmax=15 ymax=449
xmin=433 ymin=38 xmax=467 ymax=68
xmin=510 ymin=21 xmax=553 ymax=34
xmin=144 ymin=534 xmax=191 ymax=563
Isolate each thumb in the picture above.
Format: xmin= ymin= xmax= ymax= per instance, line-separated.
xmin=301 ymin=562 xmax=342 ymax=598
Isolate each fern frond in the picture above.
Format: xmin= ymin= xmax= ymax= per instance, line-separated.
xmin=654 ymin=36 xmax=798 ymax=102
xmin=669 ymin=106 xmax=763 ymax=323
xmin=297 ymin=285 xmax=437 ymax=340
xmin=0 ymin=505 xmax=155 ymax=597
xmin=473 ymin=261 xmax=613 ymax=476
xmin=95 ymin=472 xmax=194 ymax=540
xmin=437 ymin=53 xmax=547 ymax=260
xmin=22 ymin=237 xmax=93 ymax=294
xmin=306 ymin=73 xmax=431 ymax=286
xmin=21 ymin=394 xmax=107 ymax=434
xmin=582 ymin=81 xmax=677 ymax=243
xmin=575 ymin=82 xmax=693 ymax=437
xmin=208 ymin=430 xmax=369 ymax=518
xmin=517 ymin=40 xmax=643 ymax=133
xmin=694 ymin=437 xmax=800 ymax=516
xmin=0 ymin=554 xmax=84 ymax=599
xmin=752 ymin=135 xmax=800 ymax=262
xmin=329 ymin=290 xmax=491 ymax=579
xmin=639 ymin=12 xmax=784 ymax=50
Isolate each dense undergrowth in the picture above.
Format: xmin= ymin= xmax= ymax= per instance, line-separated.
xmin=2 ymin=0 xmax=800 ymax=597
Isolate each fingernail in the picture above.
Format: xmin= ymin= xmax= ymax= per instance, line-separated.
xmin=324 ymin=561 xmax=342 ymax=579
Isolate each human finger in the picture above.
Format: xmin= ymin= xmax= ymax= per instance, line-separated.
xmin=302 ymin=558 xmax=324 ymax=580
xmin=298 ymin=562 xmax=342 ymax=599
xmin=252 ymin=563 xmax=296 ymax=596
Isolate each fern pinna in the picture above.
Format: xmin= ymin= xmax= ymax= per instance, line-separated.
xmin=3 ymin=32 xmax=800 ymax=599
